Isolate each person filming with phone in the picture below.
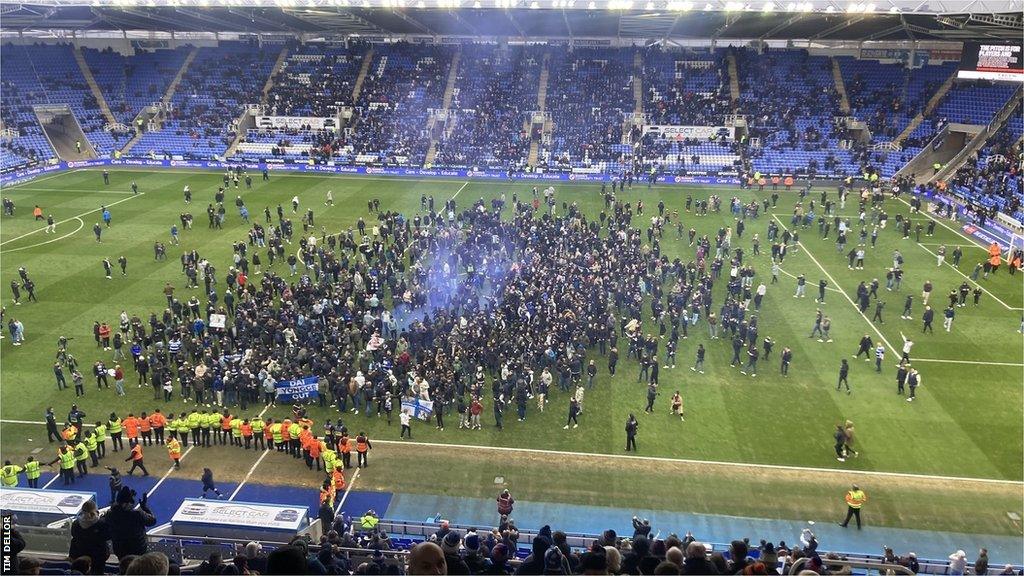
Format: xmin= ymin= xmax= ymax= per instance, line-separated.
xmin=103 ymin=486 xmax=157 ymax=558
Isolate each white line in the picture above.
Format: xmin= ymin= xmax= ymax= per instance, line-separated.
xmin=1 ymin=217 xmax=84 ymax=253
xmin=372 ymin=438 xmax=1023 ymax=485
xmin=0 ymin=192 xmax=144 ymax=247
xmin=451 ymin=181 xmax=470 ymax=201
xmin=146 ymin=445 xmax=193 ymax=497
xmin=227 ymin=403 xmax=274 ymax=501
xmin=335 ymin=468 xmax=360 ymax=514
xmin=1 ymin=169 xmax=80 ymax=190
xmin=41 ymin=473 xmax=61 ymax=489
xmin=776 ymin=265 xmax=843 ymax=293
xmin=914 ymin=357 xmax=1024 ymax=367
xmin=918 ymin=242 xmax=986 ymax=251
xmin=912 ymin=242 xmax=1022 ymax=311
xmin=771 ymin=214 xmax=899 ymax=357
xmin=6 ymin=188 xmax=137 ymax=195
xmin=5 ymin=418 xmax=1017 ymax=485
xmin=229 ymin=449 xmax=270 ymax=501
xmin=894 ymin=197 xmax=1011 ymax=264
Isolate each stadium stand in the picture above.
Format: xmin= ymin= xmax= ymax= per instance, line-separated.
xmin=264 ymin=42 xmax=368 ymax=117
xmin=432 ymin=44 xmax=542 ymax=170
xmin=948 ymin=101 xmax=1023 ymax=222
xmin=347 ymin=42 xmax=455 ymax=166
xmin=131 ymin=41 xmax=278 ymax=159
xmin=540 ymin=46 xmax=637 ymax=173
xmin=82 ymin=46 xmax=193 ymax=128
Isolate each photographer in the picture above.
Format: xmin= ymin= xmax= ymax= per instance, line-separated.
xmin=104 ymin=486 xmax=157 ymax=558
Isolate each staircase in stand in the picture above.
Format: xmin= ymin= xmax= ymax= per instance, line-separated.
xmin=527 ymin=53 xmax=551 ymax=168
xmin=831 ymin=57 xmax=851 ymax=115
xmin=225 ymin=46 xmax=289 ymax=158
xmin=351 ymin=48 xmax=375 ymax=104
xmin=895 ymin=69 xmax=959 ymax=145
xmin=120 ymin=46 xmax=200 ymax=156
xmin=633 ymin=51 xmax=644 ymax=115
xmin=73 ymin=47 xmax=118 ymax=126
xmin=726 ymin=52 xmax=741 ymax=104
xmin=424 ymin=47 xmax=462 ymax=166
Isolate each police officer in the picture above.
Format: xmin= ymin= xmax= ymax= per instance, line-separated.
xmin=625 ymin=414 xmax=638 ymax=452
xmin=45 ymin=407 xmax=61 ymax=443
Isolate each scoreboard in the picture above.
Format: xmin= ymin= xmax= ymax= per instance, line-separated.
xmin=958 ymin=42 xmax=1024 ymax=82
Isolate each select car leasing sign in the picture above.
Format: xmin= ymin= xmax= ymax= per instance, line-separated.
xmin=171 ymin=498 xmax=307 ymax=531
xmin=0 ymin=488 xmax=94 ymax=516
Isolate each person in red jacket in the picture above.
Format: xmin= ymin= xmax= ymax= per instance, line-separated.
xmin=496 ymin=489 xmax=514 ymax=517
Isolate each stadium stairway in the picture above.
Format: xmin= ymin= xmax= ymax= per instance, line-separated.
xmin=933 ymin=83 xmax=1024 ymax=183
xmin=224 ymin=45 xmax=289 ymax=158
xmin=895 ymin=67 xmax=959 ymax=145
xmin=350 ymin=48 xmax=375 ymax=105
xmin=633 ymin=51 xmax=644 ymax=115
xmin=34 ymin=106 xmax=97 ymax=161
xmin=424 ymin=46 xmax=462 ymax=166
xmin=72 ymin=47 xmax=118 ymax=127
xmin=831 ymin=56 xmax=851 ymax=115
xmin=726 ymin=51 xmax=741 ymax=104
xmin=384 ymin=492 xmax=1024 ymax=565
xmin=527 ymin=52 xmax=550 ymax=168
xmin=119 ymin=46 xmax=200 ymax=156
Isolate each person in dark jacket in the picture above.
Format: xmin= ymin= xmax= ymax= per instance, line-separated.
xmin=681 ymin=542 xmax=720 ymax=575
xmin=70 ymin=499 xmax=111 ymax=575
xmin=103 ymin=486 xmax=156 ymax=558
xmin=515 ymin=525 xmax=552 ymax=575
xmin=440 ymin=531 xmax=471 ymax=575
xmin=620 ymin=535 xmax=658 ymax=575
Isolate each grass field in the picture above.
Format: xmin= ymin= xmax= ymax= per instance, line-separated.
xmin=1 ymin=167 xmax=1021 ymax=536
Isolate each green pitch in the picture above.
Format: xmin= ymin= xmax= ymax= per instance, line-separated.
xmin=1 ymin=168 xmax=1021 ymax=535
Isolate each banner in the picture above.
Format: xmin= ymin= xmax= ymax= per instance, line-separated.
xmin=255 ymin=115 xmax=338 ymax=131
xmin=209 ymin=313 xmax=226 ymax=329
xmin=642 ymin=125 xmax=735 ymax=140
xmin=0 ymin=158 xmax=746 ymax=187
xmin=401 ymin=397 xmax=434 ymax=421
xmin=172 ymin=498 xmax=307 ymax=531
xmin=274 ymin=376 xmax=319 ymax=402
xmin=0 ymin=488 xmax=94 ymax=516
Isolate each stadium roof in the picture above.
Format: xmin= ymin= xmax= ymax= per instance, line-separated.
xmin=1 ymin=0 xmax=1021 ymax=41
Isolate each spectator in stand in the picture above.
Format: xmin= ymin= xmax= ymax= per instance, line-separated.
xmin=104 ymin=487 xmax=156 ymax=559
xmin=69 ymin=499 xmax=111 ymax=575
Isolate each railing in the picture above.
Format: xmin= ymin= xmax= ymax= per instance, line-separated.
xmin=788 ymin=557 xmax=914 ymax=575
xmin=104 ymin=122 xmax=130 ymax=133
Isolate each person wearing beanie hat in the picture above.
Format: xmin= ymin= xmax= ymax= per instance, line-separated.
xmin=441 ymin=531 xmax=470 ymax=575
xmin=463 ymin=530 xmax=489 ymax=574
xmin=103 ymin=486 xmax=155 ymax=559
xmin=543 ymin=546 xmax=569 ymax=575
xmin=485 ymin=543 xmax=511 ymax=575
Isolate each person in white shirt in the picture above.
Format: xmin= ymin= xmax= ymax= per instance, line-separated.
xmin=899 ymin=332 xmax=914 ymax=363
xmin=399 ymin=410 xmax=412 ymax=439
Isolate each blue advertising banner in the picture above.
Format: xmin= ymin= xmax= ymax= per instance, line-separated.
xmin=0 ymin=158 xmax=743 ymax=186
xmin=275 ymin=376 xmax=319 ymax=402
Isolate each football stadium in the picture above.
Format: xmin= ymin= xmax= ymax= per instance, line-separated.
xmin=0 ymin=0 xmax=1022 ymax=573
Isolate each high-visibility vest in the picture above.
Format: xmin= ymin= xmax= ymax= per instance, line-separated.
xmin=62 ymin=426 xmax=77 ymax=441
xmin=149 ymin=413 xmax=166 ymax=428
xmin=288 ymin=423 xmax=300 ymax=440
xmin=322 ymin=449 xmax=336 ymax=470
xmin=167 ymin=439 xmax=182 ymax=460
xmin=84 ymin=434 xmax=98 ymax=452
xmin=187 ymin=412 xmax=201 ymax=429
xmin=356 ymin=437 xmax=368 ymax=452
xmin=59 ymin=449 xmax=75 ymax=469
xmin=74 ymin=443 xmax=89 ymax=462
xmin=281 ymin=421 xmax=292 ymax=441
xmin=0 ymin=465 xmax=22 ymax=486
xmin=231 ymin=419 xmax=243 ymax=437
xmin=221 ymin=415 xmax=233 ymax=431
xmin=108 ymin=418 xmax=122 ymax=434
xmin=263 ymin=423 xmax=274 ymax=440
xmin=130 ymin=445 xmax=143 ymax=461
xmin=24 ymin=461 xmax=40 ymax=480
xmin=250 ymin=418 xmax=264 ymax=433
xmin=271 ymin=423 xmax=283 ymax=443
xmin=94 ymin=424 xmax=107 ymax=442
xmin=169 ymin=418 xmax=181 ymax=433
xmin=241 ymin=423 xmax=253 ymax=437
xmin=332 ymin=469 xmax=346 ymax=491
xmin=845 ymin=490 xmax=867 ymax=508
xmin=205 ymin=413 xmax=218 ymax=429
xmin=360 ymin=514 xmax=379 ymax=530
xmin=320 ymin=486 xmax=334 ymax=506
xmin=338 ymin=437 xmax=351 ymax=453
xmin=139 ymin=417 xmax=152 ymax=433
